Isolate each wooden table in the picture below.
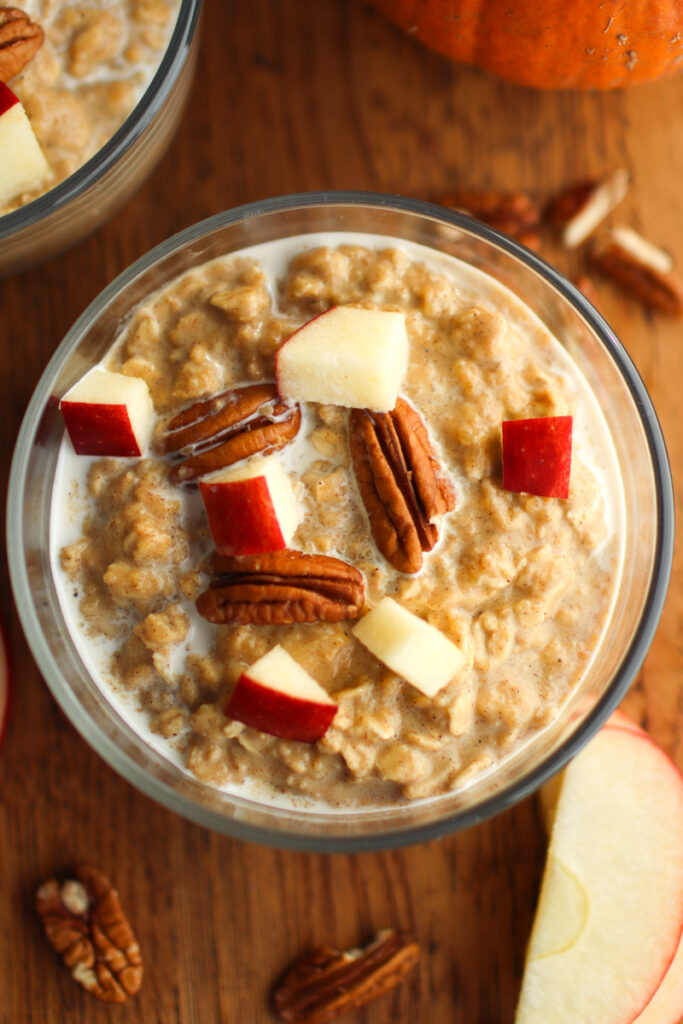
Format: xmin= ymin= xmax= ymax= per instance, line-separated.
xmin=2 ymin=2 xmax=682 ymax=1021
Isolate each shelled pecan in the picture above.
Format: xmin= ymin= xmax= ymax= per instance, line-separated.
xmin=590 ymin=226 xmax=683 ymax=315
xmin=0 ymin=7 xmax=44 ymax=82
xmin=197 ymin=549 xmax=365 ymax=625
xmin=349 ymin=398 xmax=456 ymax=574
xmin=273 ymin=929 xmax=419 ymax=1024
xmin=35 ymin=865 xmax=142 ymax=1003
xmin=159 ymin=383 xmax=301 ymax=484
xmin=438 ymin=187 xmax=541 ymax=249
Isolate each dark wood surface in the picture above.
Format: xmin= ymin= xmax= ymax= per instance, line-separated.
xmin=2 ymin=2 xmax=683 ymax=1020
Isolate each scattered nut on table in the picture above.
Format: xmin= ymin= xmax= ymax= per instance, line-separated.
xmin=35 ymin=864 xmax=143 ymax=1003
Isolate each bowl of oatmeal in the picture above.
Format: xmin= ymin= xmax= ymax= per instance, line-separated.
xmin=7 ymin=192 xmax=673 ymax=850
xmin=0 ymin=0 xmax=201 ymax=275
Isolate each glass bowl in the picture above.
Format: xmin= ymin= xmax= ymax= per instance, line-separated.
xmin=0 ymin=0 xmax=202 ymax=277
xmin=6 ymin=192 xmax=674 ymax=851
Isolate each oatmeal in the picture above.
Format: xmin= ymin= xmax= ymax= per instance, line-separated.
xmin=0 ymin=0 xmax=180 ymax=215
xmin=52 ymin=234 xmax=623 ymax=807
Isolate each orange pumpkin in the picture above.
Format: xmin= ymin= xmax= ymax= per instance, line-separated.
xmin=366 ymin=0 xmax=683 ymax=89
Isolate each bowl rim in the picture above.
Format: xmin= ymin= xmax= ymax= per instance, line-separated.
xmin=0 ymin=0 xmax=202 ymax=241
xmin=6 ymin=190 xmax=675 ymax=851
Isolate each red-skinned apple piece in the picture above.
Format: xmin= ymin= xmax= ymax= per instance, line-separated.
xmin=502 ymin=415 xmax=572 ymax=498
xmin=0 ymin=81 xmax=50 ymax=205
xmin=275 ymin=305 xmax=408 ymax=411
xmin=0 ymin=615 xmax=11 ymax=751
xmin=226 ymin=645 xmax=337 ymax=743
xmin=60 ymin=370 xmax=154 ymax=458
xmin=200 ymin=456 xmax=298 ymax=556
xmin=516 ymin=726 xmax=683 ymax=1024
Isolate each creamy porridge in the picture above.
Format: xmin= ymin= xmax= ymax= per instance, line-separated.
xmin=51 ymin=233 xmax=623 ymax=807
xmin=0 ymin=0 xmax=180 ymax=215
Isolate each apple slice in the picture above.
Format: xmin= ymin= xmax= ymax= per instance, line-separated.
xmin=60 ymin=369 xmax=154 ymax=458
xmin=0 ymin=82 xmax=49 ymax=206
xmin=275 ymin=306 xmax=408 ymax=411
xmin=226 ymin=645 xmax=337 ymax=742
xmin=515 ymin=727 xmax=683 ymax=1024
xmin=0 ymin=616 xmax=11 ymax=752
xmin=199 ymin=455 xmax=298 ymax=556
xmin=502 ymin=415 xmax=572 ymax=498
xmin=633 ymin=930 xmax=683 ymax=1024
xmin=351 ymin=597 xmax=465 ymax=697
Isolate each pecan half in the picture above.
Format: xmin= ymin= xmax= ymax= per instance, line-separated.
xmin=590 ymin=226 xmax=683 ymax=315
xmin=0 ymin=8 xmax=44 ymax=82
xmin=159 ymin=383 xmax=301 ymax=484
xmin=349 ymin=398 xmax=456 ymax=574
xmin=273 ymin=929 xmax=419 ymax=1024
xmin=35 ymin=865 xmax=143 ymax=1003
xmin=197 ymin=549 xmax=365 ymax=625
xmin=438 ymin=187 xmax=541 ymax=249
xmin=546 ymin=169 xmax=629 ymax=249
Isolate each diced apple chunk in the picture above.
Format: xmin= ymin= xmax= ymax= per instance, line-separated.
xmin=226 ymin=645 xmax=337 ymax=742
xmin=199 ymin=455 xmax=298 ymax=556
xmin=0 ymin=82 xmax=49 ymax=206
xmin=502 ymin=415 xmax=572 ymax=498
xmin=275 ymin=306 xmax=408 ymax=411
xmin=60 ymin=369 xmax=154 ymax=457
xmin=352 ymin=597 xmax=465 ymax=697
xmin=515 ymin=727 xmax=683 ymax=1024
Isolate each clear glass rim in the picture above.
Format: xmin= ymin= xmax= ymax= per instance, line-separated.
xmin=0 ymin=0 xmax=202 ymax=241
xmin=6 ymin=191 xmax=675 ymax=851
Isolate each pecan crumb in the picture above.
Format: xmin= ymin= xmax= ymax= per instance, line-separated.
xmin=273 ymin=928 xmax=420 ymax=1024
xmin=35 ymin=865 xmax=143 ymax=1003
xmin=0 ymin=7 xmax=44 ymax=82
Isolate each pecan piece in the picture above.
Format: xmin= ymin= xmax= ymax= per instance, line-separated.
xmin=159 ymin=383 xmax=301 ymax=484
xmin=273 ymin=929 xmax=419 ymax=1024
xmin=349 ymin=398 xmax=456 ymax=574
xmin=197 ymin=549 xmax=365 ymax=625
xmin=546 ymin=169 xmax=629 ymax=249
xmin=438 ymin=187 xmax=541 ymax=249
xmin=35 ymin=865 xmax=143 ymax=1003
xmin=590 ymin=226 xmax=683 ymax=315
xmin=0 ymin=7 xmax=44 ymax=82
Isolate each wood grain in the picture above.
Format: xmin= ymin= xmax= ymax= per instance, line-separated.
xmin=2 ymin=1 xmax=683 ymax=1021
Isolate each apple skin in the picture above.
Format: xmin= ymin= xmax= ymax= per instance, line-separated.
xmin=226 ymin=646 xmax=337 ymax=743
xmin=502 ymin=415 xmax=573 ymax=498
xmin=61 ymin=401 xmax=144 ymax=457
xmin=0 ymin=82 xmax=19 ymax=117
xmin=226 ymin=675 xmax=337 ymax=742
xmin=0 ymin=615 xmax=12 ymax=752
xmin=199 ymin=463 xmax=297 ymax=556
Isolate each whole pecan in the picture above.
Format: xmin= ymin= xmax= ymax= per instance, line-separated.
xmin=273 ymin=929 xmax=419 ymax=1024
xmin=0 ymin=7 xmax=44 ymax=82
xmin=197 ymin=549 xmax=365 ymax=625
xmin=590 ymin=226 xmax=683 ymax=316
xmin=545 ymin=169 xmax=629 ymax=249
xmin=159 ymin=383 xmax=301 ymax=484
xmin=349 ymin=398 xmax=456 ymax=574
xmin=35 ymin=865 xmax=143 ymax=1003
xmin=438 ymin=187 xmax=541 ymax=249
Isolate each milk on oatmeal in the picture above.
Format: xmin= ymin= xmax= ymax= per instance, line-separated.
xmin=51 ymin=232 xmax=624 ymax=808
xmin=1 ymin=0 xmax=181 ymax=216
